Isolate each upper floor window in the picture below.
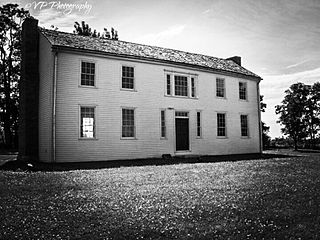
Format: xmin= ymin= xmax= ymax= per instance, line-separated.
xmin=122 ymin=66 xmax=134 ymax=89
xmin=240 ymin=115 xmax=249 ymax=137
xmin=216 ymin=78 xmax=225 ymax=98
xmin=165 ymin=72 xmax=197 ymax=98
xmin=166 ymin=75 xmax=171 ymax=95
xmin=81 ymin=61 xmax=95 ymax=86
xmin=191 ymin=77 xmax=196 ymax=98
xmin=80 ymin=106 xmax=95 ymax=138
xmin=175 ymin=75 xmax=188 ymax=96
xmin=122 ymin=108 xmax=135 ymax=138
xmin=239 ymin=82 xmax=247 ymax=100
xmin=217 ymin=113 xmax=226 ymax=137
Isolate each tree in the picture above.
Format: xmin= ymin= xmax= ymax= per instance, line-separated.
xmin=304 ymin=83 xmax=320 ymax=147
xmin=275 ymin=83 xmax=309 ymax=150
xmin=260 ymin=95 xmax=271 ymax=149
xmin=73 ymin=21 xmax=119 ymax=40
xmin=0 ymin=4 xmax=29 ymax=148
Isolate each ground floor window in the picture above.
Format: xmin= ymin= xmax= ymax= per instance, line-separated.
xmin=240 ymin=115 xmax=249 ymax=137
xmin=122 ymin=108 xmax=135 ymax=138
xmin=197 ymin=111 xmax=202 ymax=138
xmin=161 ymin=110 xmax=166 ymax=138
xmin=80 ymin=106 xmax=95 ymax=138
xmin=217 ymin=113 xmax=226 ymax=137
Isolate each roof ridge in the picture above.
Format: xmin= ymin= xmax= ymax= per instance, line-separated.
xmin=39 ymin=27 xmax=226 ymax=61
xmin=39 ymin=27 xmax=262 ymax=80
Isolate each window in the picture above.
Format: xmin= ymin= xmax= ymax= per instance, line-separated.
xmin=161 ymin=110 xmax=166 ymax=138
xmin=174 ymin=75 xmax=188 ymax=96
xmin=217 ymin=113 xmax=226 ymax=137
xmin=175 ymin=111 xmax=189 ymax=117
xmin=239 ymin=82 xmax=247 ymax=100
xmin=81 ymin=61 xmax=95 ymax=86
xmin=191 ymin=77 xmax=196 ymax=98
xmin=166 ymin=74 xmax=171 ymax=95
xmin=122 ymin=66 xmax=134 ymax=89
xmin=165 ymin=72 xmax=197 ymax=98
xmin=197 ymin=111 xmax=202 ymax=138
xmin=122 ymin=108 xmax=135 ymax=138
xmin=216 ymin=78 xmax=225 ymax=98
xmin=240 ymin=115 xmax=249 ymax=137
xmin=80 ymin=107 xmax=95 ymax=138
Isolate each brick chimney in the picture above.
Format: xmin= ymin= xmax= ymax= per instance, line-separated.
xmin=18 ymin=18 xmax=40 ymax=161
xmin=226 ymin=56 xmax=241 ymax=66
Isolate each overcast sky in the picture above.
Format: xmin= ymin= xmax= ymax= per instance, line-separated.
xmin=5 ymin=0 xmax=320 ymax=138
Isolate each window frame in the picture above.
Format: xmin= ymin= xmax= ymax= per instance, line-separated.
xmin=196 ymin=111 xmax=202 ymax=138
xmin=240 ymin=114 xmax=249 ymax=138
xmin=216 ymin=78 xmax=226 ymax=98
xmin=121 ymin=107 xmax=136 ymax=139
xmin=239 ymin=81 xmax=248 ymax=100
xmin=121 ymin=65 xmax=135 ymax=91
xmin=79 ymin=105 xmax=97 ymax=140
xmin=160 ymin=109 xmax=167 ymax=139
xmin=217 ymin=112 xmax=227 ymax=138
xmin=79 ymin=60 xmax=96 ymax=88
xmin=164 ymin=71 xmax=198 ymax=99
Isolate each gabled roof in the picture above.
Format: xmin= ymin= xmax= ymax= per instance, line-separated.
xmin=40 ymin=28 xmax=262 ymax=80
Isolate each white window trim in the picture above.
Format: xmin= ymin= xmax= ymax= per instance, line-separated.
xmin=216 ymin=112 xmax=228 ymax=138
xmin=120 ymin=107 xmax=137 ymax=140
xmin=78 ymin=105 xmax=98 ymax=140
xmin=120 ymin=64 xmax=136 ymax=91
xmin=79 ymin=59 xmax=97 ymax=88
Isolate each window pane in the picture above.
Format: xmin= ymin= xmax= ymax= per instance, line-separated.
xmin=216 ymin=78 xmax=225 ymax=97
xmin=80 ymin=107 xmax=95 ymax=138
xmin=197 ymin=111 xmax=201 ymax=137
xmin=161 ymin=110 xmax=166 ymax=138
xmin=191 ymin=78 xmax=196 ymax=97
xmin=174 ymin=75 xmax=188 ymax=96
xmin=166 ymin=75 xmax=171 ymax=95
xmin=241 ymin=115 xmax=248 ymax=136
xmin=122 ymin=109 xmax=135 ymax=137
xmin=81 ymin=62 xmax=95 ymax=86
xmin=239 ymin=82 xmax=247 ymax=100
xmin=217 ymin=113 xmax=226 ymax=137
xmin=122 ymin=66 xmax=134 ymax=89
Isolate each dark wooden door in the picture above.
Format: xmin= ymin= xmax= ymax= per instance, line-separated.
xmin=175 ymin=118 xmax=189 ymax=151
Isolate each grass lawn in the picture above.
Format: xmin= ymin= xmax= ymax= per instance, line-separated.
xmin=1 ymin=153 xmax=320 ymax=239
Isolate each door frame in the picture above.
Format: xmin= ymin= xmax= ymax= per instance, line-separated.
xmin=174 ymin=110 xmax=190 ymax=152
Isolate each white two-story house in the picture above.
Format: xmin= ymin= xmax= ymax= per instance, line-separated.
xmin=19 ymin=18 xmax=263 ymax=163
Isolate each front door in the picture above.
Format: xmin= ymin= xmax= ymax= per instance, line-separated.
xmin=175 ymin=118 xmax=189 ymax=151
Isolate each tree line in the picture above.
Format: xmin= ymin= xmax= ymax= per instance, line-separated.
xmin=0 ymin=3 xmax=119 ymax=149
xmin=275 ymin=82 xmax=320 ymax=150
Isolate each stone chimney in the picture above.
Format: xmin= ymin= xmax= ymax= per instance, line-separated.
xmin=18 ymin=18 xmax=40 ymax=161
xmin=226 ymin=56 xmax=241 ymax=66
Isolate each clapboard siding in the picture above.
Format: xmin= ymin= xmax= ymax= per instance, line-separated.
xmin=38 ymin=34 xmax=53 ymax=162
xmin=52 ymin=52 xmax=260 ymax=162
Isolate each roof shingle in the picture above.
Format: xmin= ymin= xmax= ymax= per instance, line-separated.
xmin=40 ymin=28 xmax=261 ymax=80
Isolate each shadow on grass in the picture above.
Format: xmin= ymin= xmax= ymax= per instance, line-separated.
xmin=0 ymin=152 xmax=298 ymax=172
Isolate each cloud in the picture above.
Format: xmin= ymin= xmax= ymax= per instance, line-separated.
xmin=135 ymin=25 xmax=186 ymax=45
xmin=261 ymin=67 xmax=320 ymax=138
xmin=286 ymin=59 xmax=309 ymax=69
